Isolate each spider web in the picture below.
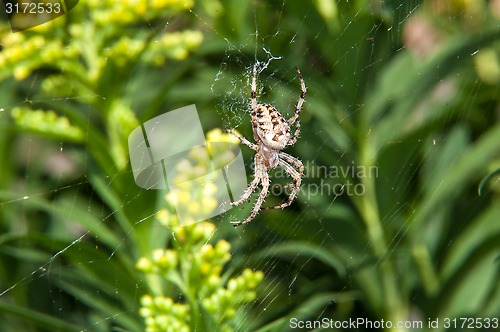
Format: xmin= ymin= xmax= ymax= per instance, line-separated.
xmin=1 ymin=0 xmax=500 ymax=331
xmin=208 ymin=3 xmax=370 ymax=325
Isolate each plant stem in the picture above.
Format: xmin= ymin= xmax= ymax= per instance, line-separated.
xmin=357 ymin=143 xmax=406 ymax=331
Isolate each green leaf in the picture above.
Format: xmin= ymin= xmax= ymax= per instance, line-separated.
xmin=411 ymin=124 xmax=500 ymax=232
xmin=441 ymin=204 xmax=500 ymax=280
xmin=256 ymin=292 xmax=354 ymax=332
xmin=256 ymin=241 xmax=346 ymax=277
xmin=55 ymin=278 xmax=142 ymax=332
xmin=438 ymin=237 xmax=500 ymax=318
xmin=0 ymin=300 xmax=83 ymax=331
xmin=106 ymin=100 xmax=140 ymax=171
xmin=0 ymin=191 xmax=121 ymax=251
xmin=366 ymin=28 xmax=500 ymax=149
xmin=478 ymin=167 xmax=500 ymax=196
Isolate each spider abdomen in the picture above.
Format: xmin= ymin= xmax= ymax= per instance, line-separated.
xmin=252 ymin=103 xmax=290 ymax=150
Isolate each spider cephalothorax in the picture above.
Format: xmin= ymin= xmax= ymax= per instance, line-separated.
xmin=229 ymin=64 xmax=306 ymax=226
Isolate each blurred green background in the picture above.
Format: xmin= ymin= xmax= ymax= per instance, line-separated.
xmin=0 ymin=0 xmax=499 ymax=331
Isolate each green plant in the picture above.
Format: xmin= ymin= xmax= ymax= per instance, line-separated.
xmin=1 ymin=0 xmax=203 ymax=172
xmin=135 ymin=128 xmax=264 ymax=331
xmin=204 ymin=0 xmax=500 ymax=330
xmin=136 ymin=217 xmax=263 ymax=332
xmin=1 ymin=0 xmax=500 ymax=331
xmin=0 ymin=1 xmax=212 ymax=330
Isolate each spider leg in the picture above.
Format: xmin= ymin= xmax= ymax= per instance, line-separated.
xmin=288 ymin=67 xmax=306 ymax=125
xmin=279 ymin=152 xmax=305 ymax=173
xmin=270 ymin=152 xmax=303 ymax=190
xmin=264 ymin=154 xmax=303 ymax=210
xmin=230 ymin=174 xmax=260 ymax=206
xmin=251 ymin=63 xmax=258 ymax=112
xmin=228 ymin=129 xmax=259 ymax=151
xmin=287 ymin=67 xmax=306 ymax=147
xmin=230 ymin=152 xmax=263 ymax=207
xmin=232 ymin=169 xmax=269 ymax=227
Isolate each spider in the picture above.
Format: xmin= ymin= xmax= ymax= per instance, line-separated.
xmin=229 ymin=64 xmax=306 ymax=226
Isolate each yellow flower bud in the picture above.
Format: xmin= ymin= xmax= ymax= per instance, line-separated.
xmin=136 ymin=257 xmax=153 ymax=272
